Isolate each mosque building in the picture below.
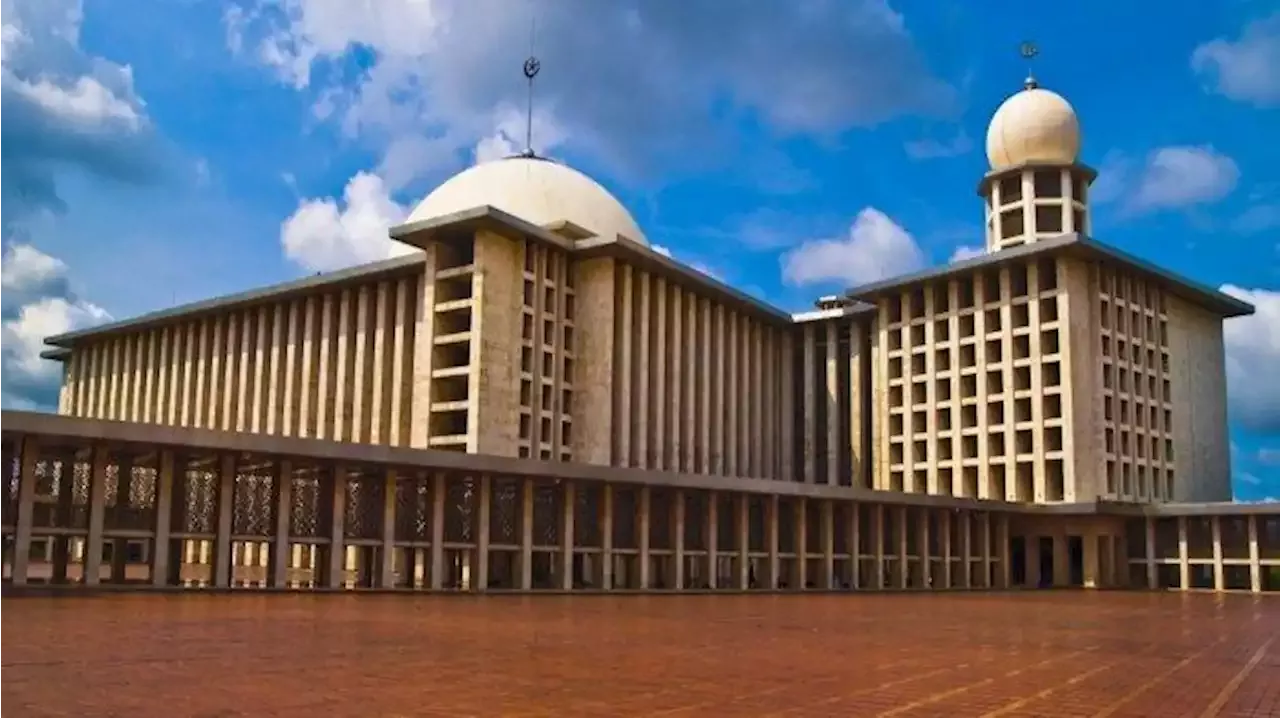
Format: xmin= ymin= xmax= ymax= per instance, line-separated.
xmin=3 ymin=64 xmax=1277 ymax=595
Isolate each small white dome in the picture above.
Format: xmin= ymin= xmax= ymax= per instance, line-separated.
xmin=406 ymin=155 xmax=647 ymax=244
xmin=985 ymin=86 xmax=1081 ymax=170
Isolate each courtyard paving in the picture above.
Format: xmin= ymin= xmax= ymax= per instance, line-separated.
xmin=1 ymin=591 xmax=1276 ymax=717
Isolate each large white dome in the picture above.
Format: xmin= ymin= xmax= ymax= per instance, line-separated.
xmin=986 ymin=86 xmax=1081 ymax=170
xmin=406 ymin=155 xmax=647 ymax=244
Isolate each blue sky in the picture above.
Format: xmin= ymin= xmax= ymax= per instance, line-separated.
xmin=2 ymin=0 xmax=1278 ymax=499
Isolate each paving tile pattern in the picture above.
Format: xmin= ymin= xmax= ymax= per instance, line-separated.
xmin=2 ymin=592 xmax=1277 ymax=717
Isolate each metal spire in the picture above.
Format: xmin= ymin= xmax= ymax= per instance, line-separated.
xmin=521 ymin=17 xmax=541 ymax=158
xmin=1020 ymin=41 xmax=1039 ymax=90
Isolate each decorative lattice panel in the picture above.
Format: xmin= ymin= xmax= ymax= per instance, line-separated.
xmin=343 ymin=473 xmax=384 ymax=540
xmin=444 ymin=475 xmax=475 ymax=544
xmin=533 ymin=482 xmax=560 ymax=547
xmin=233 ymin=467 xmax=276 ymax=537
xmin=289 ymin=474 xmax=321 ymax=538
xmin=394 ymin=474 xmax=431 ymax=541
xmin=489 ymin=478 xmax=520 ymax=546
xmin=180 ymin=468 xmax=217 ymax=534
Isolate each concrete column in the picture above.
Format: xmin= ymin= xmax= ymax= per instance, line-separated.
xmin=1052 ymin=534 xmax=1069 ymax=588
xmin=270 ymin=460 xmax=292 ymax=588
xmin=896 ymin=505 xmax=908 ymax=590
xmin=1145 ymin=516 xmax=1157 ymax=590
xmin=600 ymin=484 xmax=614 ymax=590
xmin=11 ymin=437 xmax=40 ymax=586
xmin=821 ymin=500 xmax=835 ymax=589
xmin=873 ymin=504 xmax=885 ymax=590
xmin=429 ymin=472 xmax=445 ymax=590
xmin=210 ymin=453 xmax=236 ymax=589
xmin=84 ymin=447 xmax=111 ymax=586
xmin=849 ymin=503 xmax=861 ymax=590
xmin=1026 ymin=534 xmax=1041 ymax=588
xmin=476 ymin=474 xmax=491 ymax=592
xmin=706 ymin=492 xmax=718 ymax=589
xmin=795 ymin=498 xmax=808 ymax=589
xmin=767 ymin=495 xmax=780 ymax=589
xmin=982 ymin=514 xmax=993 ymax=589
xmin=639 ymin=486 xmax=651 ymax=589
xmin=1083 ymin=529 xmax=1100 ymax=589
xmin=326 ymin=466 xmax=347 ymax=589
xmin=151 ymin=450 xmax=175 ymax=587
xmin=918 ymin=508 xmax=930 ymax=589
xmin=110 ymin=457 xmax=135 ymax=583
xmin=673 ymin=490 xmax=685 ymax=590
xmin=1178 ymin=516 xmax=1189 ymax=591
xmin=1211 ymin=516 xmax=1224 ymax=592
xmin=559 ymin=479 xmax=574 ymax=591
xmin=1249 ymin=515 xmax=1261 ymax=594
xmin=941 ymin=511 xmax=952 ymax=589
xmin=379 ymin=469 xmax=397 ymax=588
xmin=520 ymin=478 xmax=534 ymax=590
xmin=51 ymin=453 xmax=74 ymax=583
xmin=736 ymin=494 xmax=749 ymax=590
xmin=960 ymin=511 xmax=972 ymax=589
xmin=998 ymin=514 xmax=1011 ymax=589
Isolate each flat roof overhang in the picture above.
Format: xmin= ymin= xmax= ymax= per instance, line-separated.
xmin=0 ymin=410 xmax=1036 ymax=514
xmin=842 ymin=233 xmax=1254 ymax=319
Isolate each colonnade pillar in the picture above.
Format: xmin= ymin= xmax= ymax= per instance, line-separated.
xmin=706 ymin=493 xmax=718 ymax=589
xmin=379 ymin=469 xmax=397 ymax=588
xmin=1144 ymin=516 xmax=1157 ymax=590
xmin=1249 ymin=515 xmax=1262 ymax=593
xmin=1177 ymin=516 xmax=1190 ymax=591
xmin=429 ymin=472 xmax=445 ymax=590
xmin=638 ymin=486 xmax=651 ymax=589
xmin=151 ymin=451 xmax=175 ymax=587
xmin=821 ymin=500 xmax=835 ymax=589
xmin=325 ymin=466 xmax=346 ymax=589
xmin=475 ymin=475 xmax=491 ymax=592
xmin=600 ymin=484 xmax=614 ymax=590
xmin=11 ymin=437 xmax=40 ymax=586
xmin=559 ymin=479 xmax=573 ymax=591
xmin=520 ymin=477 xmax=534 ymax=591
xmin=269 ymin=459 xmax=291 ymax=588
xmin=83 ymin=449 xmax=110 ymax=587
xmin=736 ymin=494 xmax=749 ymax=590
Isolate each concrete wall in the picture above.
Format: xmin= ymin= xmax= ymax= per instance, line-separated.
xmin=1166 ymin=296 xmax=1232 ymax=502
xmin=60 ymin=267 xmax=422 ymax=447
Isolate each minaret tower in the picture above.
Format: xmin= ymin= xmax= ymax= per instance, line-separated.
xmin=979 ymin=43 xmax=1093 ymax=253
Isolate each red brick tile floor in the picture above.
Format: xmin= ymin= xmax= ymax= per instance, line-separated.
xmin=2 ymin=591 xmax=1276 ymax=717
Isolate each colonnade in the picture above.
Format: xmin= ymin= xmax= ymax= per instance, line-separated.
xmin=1127 ymin=514 xmax=1280 ymax=593
xmin=1 ymin=437 xmax=1011 ymax=592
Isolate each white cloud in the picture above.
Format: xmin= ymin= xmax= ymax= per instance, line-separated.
xmin=904 ymin=131 xmax=972 ymax=160
xmin=1 ymin=0 xmax=158 ymax=227
xmin=1258 ymin=448 xmax=1280 ymax=467
xmin=650 ymin=244 xmax=672 ymax=257
xmin=1132 ymin=146 xmax=1239 ymax=211
xmin=1220 ymin=285 xmax=1280 ymax=433
xmin=781 ymin=208 xmax=926 ymax=287
xmin=949 ymin=245 xmax=985 ymax=263
xmin=225 ymin=0 xmax=954 ymax=190
xmin=1093 ymin=146 xmax=1239 ymax=215
xmin=1 ymin=243 xmax=110 ymax=408
xmin=1192 ymin=12 xmax=1280 ymax=107
xmin=470 ymin=104 xmax=569 ymax=166
xmin=280 ymin=171 xmax=417 ymax=273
